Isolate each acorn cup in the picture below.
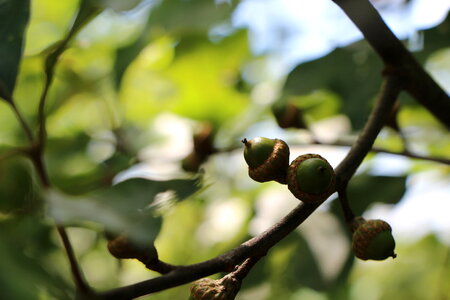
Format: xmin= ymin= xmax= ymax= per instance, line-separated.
xmin=287 ymin=154 xmax=336 ymax=203
xmin=351 ymin=218 xmax=397 ymax=261
xmin=190 ymin=275 xmax=241 ymax=300
xmin=242 ymin=137 xmax=290 ymax=184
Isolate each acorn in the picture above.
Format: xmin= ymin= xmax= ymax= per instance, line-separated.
xmin=352 ymin=219 xmax=397 ymax=261
xmin=271 ymin=101 xmax=307 ymax=129
xmin=287 ymin=154 xmax=336 ymax=203
xmin=107 ymin=234 xmax=158 ymax=265
xmin=190 ymin=275 xmax=241 ymax=300
xmin=242 ymin=137 xmax=290 ymax=184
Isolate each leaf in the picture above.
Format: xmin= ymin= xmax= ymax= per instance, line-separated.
xmin=113 ymin=0 xmax=235 ymax=89
xmin=268 ymin=232 xmax=327 ymax=294
xmin=0 ymin=158 xmax=42 ymax=214
xmin=0 ymin=217 xmax=72 ymax=299
xmin=0 ymin=0 xmax=30 ymax=102
xmin=95 ymin=0 xmax=143 ymax=12
xmin=47 ymin=176 xmax=201 ymax=244
xmin=147 ymin=0 xmax=235 ymax=37
xmin=282 ymin=42 xmax=383 ymax=131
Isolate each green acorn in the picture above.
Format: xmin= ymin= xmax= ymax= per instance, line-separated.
xmin=287 ymin=154 xmax=336 ymax=203
xmin=190 ymin=275 xmax=241 ymax=300
xmin=242 ymin=137 xmax=290 ymax=184
xmin=352 ymin=219 xmax=397 ymax=261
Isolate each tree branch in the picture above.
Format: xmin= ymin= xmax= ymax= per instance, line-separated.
xmin=99 ymin=73 xmax=402 ymax=300
xmin=331 ymin=0 xmax=450 ymax=128
xmin=335 ymin=75 xmax=401 ymax=187
xmin=99 ymin=203 xmax=319 ymax=299
xmin=312 ymin=140 xmax=450 ymax=165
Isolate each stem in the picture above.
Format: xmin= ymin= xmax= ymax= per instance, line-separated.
xmin=57 ymin=226 xmax=92 ymax=295
xmin=143 ymin=259 xmax=177 ymax=275
xmin=335 ymin=75 xmax=401 ymax=187
xmin=232 ymin=256 xmax=263 ymax=282
xmin=331 ymin=0 xmax=450 ymax=128
xmin=99 ymin=203 xmax=319 ymax=299
xmin=10 ymin=101 xmax=34 ymax=142
xmin=311 ymin=141 xmax=450 ymax=165
xmin=337 ymin=188 xmax=354 ymax=222
xmin=30 ymin=145 xmax=92 ymax=294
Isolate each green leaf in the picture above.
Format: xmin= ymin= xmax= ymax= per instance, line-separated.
xmin=268 ymin=232 xmax=326 ymax=295
xmin=282 ymin=42 xmax=383 ymax=131
xmin=147 ymin=0 xmax=235 ymax=37
xmin=0 ymin=217 xmax=72 ymax=299
xmin=47 ymin=176 xmax=201 ymax=244
xmin=0 ymin=157 xmax=42 ymax=214
xmin=0 ymin=0 xmax=30 ymax=102
xmin=113 ymin=0 xmax=235 ymax=89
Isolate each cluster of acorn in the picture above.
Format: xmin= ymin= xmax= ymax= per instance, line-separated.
xmin=242 ymin=137 xmax=335 ymax=203
xmin=242 ymin=137 xmax=396 ymax=261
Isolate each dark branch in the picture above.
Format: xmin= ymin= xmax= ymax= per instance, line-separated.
xmin=335 ymin=75 xmax=401 ymax=187
xmin=99 ymin=203 xmax=319 ymax=299
xmin=331 ymin=0 xmax=450 ymax=128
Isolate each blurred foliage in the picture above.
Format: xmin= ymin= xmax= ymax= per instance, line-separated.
xmin=0 ymin=0 xmax=449 ymax=299
xmin=0 ymin=0 xmax=30 ymax=102
xmin=281 ymin=14 xmax=450 ymax=131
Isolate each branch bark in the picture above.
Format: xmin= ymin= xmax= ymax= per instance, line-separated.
xmin=331 ymin=0 xmax=450 ymax=128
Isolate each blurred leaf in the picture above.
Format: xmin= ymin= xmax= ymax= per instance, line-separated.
xmin=281 ymin=15 xmax=450 ymax=131
xmin=0 ymin=158 xmax=42 ymax=214
xmin=113 ymin=0 xmax=235 ymax=89
xmin=44 ymin=0 xmax=101 ymax=78
xmin=0 ymin=217 xmax=72 ymax=300
xmin=268 ymin=232 xmax=326 ymax=295
xmin=95 ymin=0 xmax=143 ymax=12
xmin=120 ymin=32 xmax=250 ymax=125
xmin=282 ymin=42 xmax=382 ymax=131
xmin=48 ymin=176 xmax=201 ymax=243
xmin=0 ymin=0 xmax=30 ymax=102
xmin=148 ymin=0 xmax=235 ymax=37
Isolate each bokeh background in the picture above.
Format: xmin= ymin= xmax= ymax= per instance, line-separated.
xmin=0 ymin=0 xmax=449 ymax=299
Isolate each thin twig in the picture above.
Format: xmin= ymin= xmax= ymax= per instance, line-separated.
xmin=99 ymin=203 xmax=319 ymax=299
xmin=335 ymin=75 xmax=401 ymax=187
xmin=9 ymin=101 xmax=34 ymax=142
xmin=57 ymin=225 xmax=93 ymax=295
xmin=337 ymin=189 xmax=354 ymax=222
xmin=0 ymin=147 xmax=27 ymax=162
xmin=313 ymin=140 xmax=450 ymax=165
xmin=232 ymin=256 xmax=264 ymax=282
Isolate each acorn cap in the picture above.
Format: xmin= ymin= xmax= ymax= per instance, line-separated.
xmin=190 ymin=275 xmax=241 ymax=300
xmin=243 ymin=138 xmax=290 ymax=184
xmin=287 ymin=154 xmax=336 ymax=203
xmin=352 ymin=219 xmax=397 ymax=261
